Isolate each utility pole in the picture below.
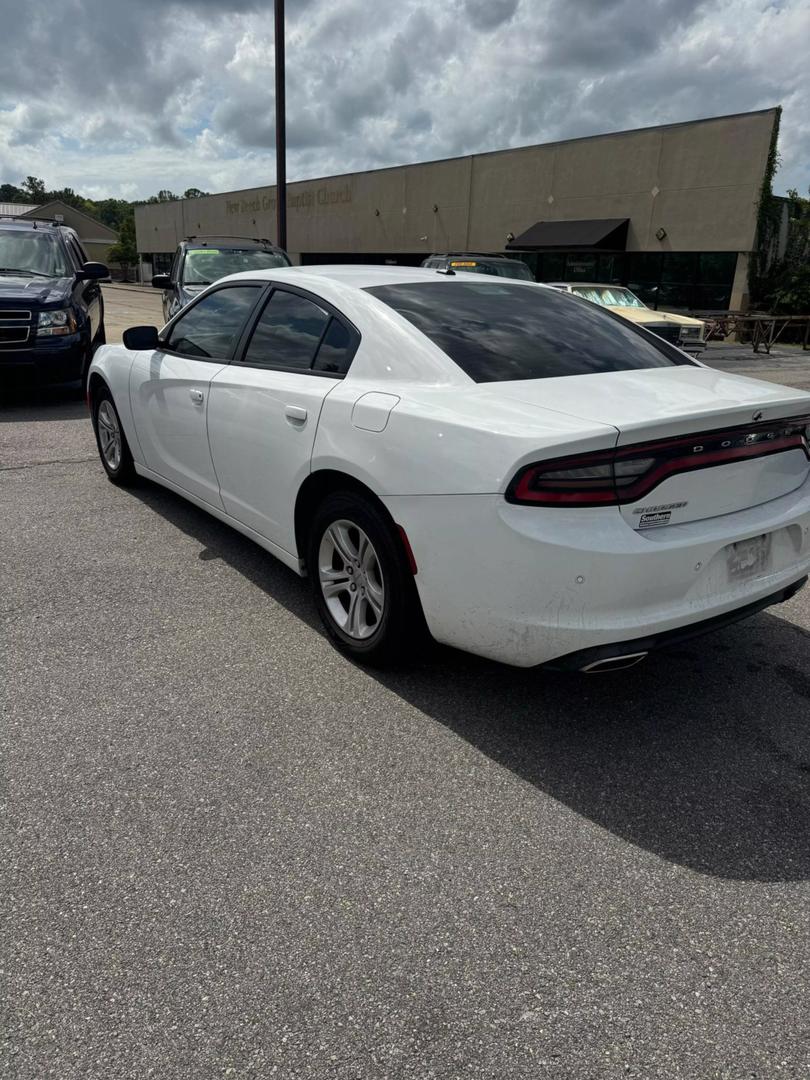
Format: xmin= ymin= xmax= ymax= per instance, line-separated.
xmin=274 ymin=0 xmax=287 ymax=251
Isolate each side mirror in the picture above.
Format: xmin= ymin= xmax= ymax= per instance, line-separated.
xmin=152 ymin=274 xmax=171 ymax=289
xmin=123 ymin=325 xmax=160 ymax=351
xmin=78 ymin=261 xmax=109 ymax=280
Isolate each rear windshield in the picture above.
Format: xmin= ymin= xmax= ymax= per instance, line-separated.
xmin=450 ymin=260 xmax=534 ymax=281
xmin=182 ymin=247 xmax=290 ymax=285
xmin=366 ymin=281 xmax=693 ymax=382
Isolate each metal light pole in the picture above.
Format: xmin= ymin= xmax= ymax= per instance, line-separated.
xmin=274 ymin=0 xmax=287 ymax=250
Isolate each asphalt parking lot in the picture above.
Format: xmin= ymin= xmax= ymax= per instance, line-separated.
xmin=2 ymin=287 xmax=810 ymax=1078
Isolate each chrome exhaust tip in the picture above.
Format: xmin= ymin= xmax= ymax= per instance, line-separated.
xmin=581 ymin=651 xmax=648 ymax=673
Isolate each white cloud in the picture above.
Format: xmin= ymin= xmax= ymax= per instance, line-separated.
xmin=0 ymin=0 xmax=806 ymax=198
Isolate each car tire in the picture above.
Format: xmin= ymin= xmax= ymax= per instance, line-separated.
xmin=308 ymin=491 xmax=425 ymax=665
xmin=92 ymin=386 xmax=137 ymax=486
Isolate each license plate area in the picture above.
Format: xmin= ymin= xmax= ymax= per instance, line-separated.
xmin=726 ymin=533 xmax=771 ymax=581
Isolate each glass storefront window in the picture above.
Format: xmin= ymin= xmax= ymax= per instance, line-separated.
xmin=661 ymin=253 xmax=697 ymax=283
xmin=625 ymin=253 xmax=663 ymax=283
xmin=628 ymin=282 xmax=661 ymax=306
xmin=508 ymin=249 xmax=737 ymax=310
xmin=699 ymin=252 xmax=736 ymax=283
xmin=535 ymin=253 xmax=565 ymax=281
xmin=693 ymin=284 xmax=733 ymax=309
xmin=564 ymin=254 xmax=597 ymax=280
xmin=656 ymin=283 xmax=694 ymax=309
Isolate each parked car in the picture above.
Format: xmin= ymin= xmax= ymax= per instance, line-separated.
xmin=421 ymin=253 xmax=534 ymax=281
xmin=548 ymin=282 xmax=707 ymax=355
xmin=88 ymin=268 xmax=810 ymax=671
xmin=0 ymin=216 xmax=107 ymax=388
xmin=152 ymin=236 xmax=291 ymax=322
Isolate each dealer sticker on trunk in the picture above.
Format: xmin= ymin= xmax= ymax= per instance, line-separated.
xmin=638 ymin=511 xmax=671 ymax=529
xmin=634 ymin=501 xmax=687 ymax=529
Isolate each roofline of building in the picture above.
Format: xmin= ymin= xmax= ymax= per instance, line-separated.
xmin=134 ymin=107 xmax=780 ymax=210
xmin=23 ymin=199 xmax=118 ymax=239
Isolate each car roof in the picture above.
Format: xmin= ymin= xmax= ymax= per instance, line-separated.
xmin=223 ymin=264 xmax=549 ymax=291
xmin=0 ymin=217 xmax=75 ymax=235
xmin=429 ymin=253 xmax=524 ymax=262
xmin=181 ymin=235 xmax=284 ymax=248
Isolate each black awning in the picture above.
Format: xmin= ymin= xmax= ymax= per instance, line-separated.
xmin=506 ymin=218 xmax=629 ymax=251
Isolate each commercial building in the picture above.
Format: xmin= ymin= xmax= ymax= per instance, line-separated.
xmin=134 ymin=108 xmax=781 ymax=311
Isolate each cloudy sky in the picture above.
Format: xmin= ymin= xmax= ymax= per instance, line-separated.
xmin=0 ymin=0 xmax=807 ymax=200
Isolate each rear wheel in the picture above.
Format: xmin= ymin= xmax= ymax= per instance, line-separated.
xmin=308 ymin=491 xmax=424 ymax=665
xmin=93 ymin=387 xmax=136 ymax=486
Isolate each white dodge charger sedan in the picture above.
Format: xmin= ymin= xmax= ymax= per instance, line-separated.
xmin=88 ymin=266 xmax=810 ymax=671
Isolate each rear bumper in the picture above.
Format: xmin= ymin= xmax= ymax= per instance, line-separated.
xmin=0 ymin=335 xmax=86 ymax=387
xmin=384 ymin=478 xmax=810 ymax=667
xmin=547 ymin=575 xmax=807 ymax=670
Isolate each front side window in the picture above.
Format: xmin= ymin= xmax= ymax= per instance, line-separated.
xmin=182 ymin=247 xmax=290 ymax=285
xmin=67 ymin=237 xmax=86 ymax=270
xmin=164 ymin=286 xmax=260 ymax=359
xmin=0 ymin=230 xmax=70 ymax=278
xmin=243 ymin=289 xmax=331 ymax=370
xmin=366 ymin=280 xmax=694 ymax=383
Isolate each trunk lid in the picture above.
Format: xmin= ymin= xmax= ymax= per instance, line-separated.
xmin=492 ymin=366 xmax=810 ymax=527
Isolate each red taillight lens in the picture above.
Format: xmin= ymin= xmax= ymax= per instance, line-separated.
xmin=510 ymin=451 xmax=618 ymax=505
xmin=507 ymin=415 xmax=810 ymax=508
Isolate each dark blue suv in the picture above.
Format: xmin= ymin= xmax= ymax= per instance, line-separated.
xmin=0 ymin=217 xmax=107 ymax=389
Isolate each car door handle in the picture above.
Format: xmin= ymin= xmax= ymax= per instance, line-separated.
xmin=189 ymin=388 xmax=205 ymax=404
xmin=284 ymin=405 xmax=308 ymax=423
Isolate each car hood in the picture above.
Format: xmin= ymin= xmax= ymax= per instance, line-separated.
xmin=607 ymin=305 xmax=704 ymax=328
xmin=0 ymin=275 xmax=71 ymax=304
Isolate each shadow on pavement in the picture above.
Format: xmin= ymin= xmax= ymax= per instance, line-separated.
xmin=129 ymin=478 xmax=810 ymax=884
xmin=0 ymin=388 xmax=86 ymax=421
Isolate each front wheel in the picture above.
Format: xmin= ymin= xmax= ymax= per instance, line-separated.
xmin=308 ymin=492 xmax=425 ymax=665
xmin=92 ymin=387 xmax=137 ymax=486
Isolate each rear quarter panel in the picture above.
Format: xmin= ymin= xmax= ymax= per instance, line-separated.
xmin=311 ymin=378 xmax=618 ymax=496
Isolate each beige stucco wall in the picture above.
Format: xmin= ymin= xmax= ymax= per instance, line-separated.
xmin=135 ymin=109 xmax=778 ymax=259
xmin=729 ymin=252 xmax=751 ymax=310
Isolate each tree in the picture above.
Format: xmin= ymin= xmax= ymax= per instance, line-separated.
xmin=21 ymin=176 xmax=46 ymax=201
xmin=183 ymin=187 xmax=208 ymax=199
xmin=0 ymin=182 xmax=25 ymax=202
xmin=757 ymin=188 xmax=810 ymax=315
xmin=93 ymin=198 xmax=135 ymax=232
xmin=107 ymin=218 xmax=138 ymax=281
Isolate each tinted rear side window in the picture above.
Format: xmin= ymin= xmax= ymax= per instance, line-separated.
xmin=366 ymin=281 xmax=693 ymax=382
xmin=243 ymin=289 xmax=330 ymax=370
xmin=312 ymin=318 xmax=354 ymax=374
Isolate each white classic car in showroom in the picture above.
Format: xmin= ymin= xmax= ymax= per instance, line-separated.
xmin=88 ymin=267 xmax=810 ymax=671
xmin=548 ymin=282 xmax=707 ymax=355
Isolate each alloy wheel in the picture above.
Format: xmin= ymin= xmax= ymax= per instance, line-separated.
xmin=97 ymin=400 xmax=122 ymax=471
xmin=318 ymin=519 xmax=386 ymax=640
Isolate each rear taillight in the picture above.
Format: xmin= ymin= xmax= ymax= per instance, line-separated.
xmin=507 ymin=415 xmax=810 ymax=507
